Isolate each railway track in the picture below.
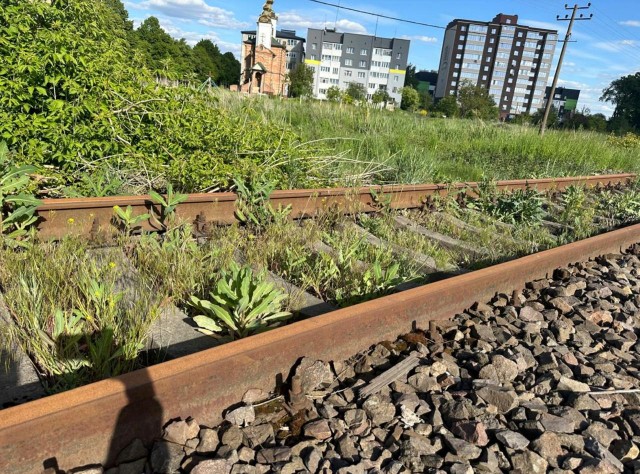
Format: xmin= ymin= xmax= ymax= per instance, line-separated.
xmin=34 ymin=174 xmax=635 ymax=239
xmin=0 ymin=173 xmax=639 ymax=473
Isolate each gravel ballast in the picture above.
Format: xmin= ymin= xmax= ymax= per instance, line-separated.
xmin=66 ymin=246 xmax=640 ymax=474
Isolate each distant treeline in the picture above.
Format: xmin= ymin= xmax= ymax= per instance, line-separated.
xmin=106 ymin=0 xmax=240 ymax=85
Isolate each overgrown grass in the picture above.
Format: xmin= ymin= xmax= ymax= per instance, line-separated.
xmin=215 ymin=92 xmax=640 ymax=186
xmin=0 ymin=239 xmax=163 ymax=393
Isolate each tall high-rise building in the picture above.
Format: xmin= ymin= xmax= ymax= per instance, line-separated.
xmin=305 ymin=28 xmax=410 ymax=105
xmin=434 ymin=14 xmax=558 ymax=119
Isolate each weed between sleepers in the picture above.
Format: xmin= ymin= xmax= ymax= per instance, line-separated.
xmin=1 ymin=182 xmax=640 ymax=396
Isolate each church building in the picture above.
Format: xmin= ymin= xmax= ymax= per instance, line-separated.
xmin=239 ymin=1 xmax=288 ymax=96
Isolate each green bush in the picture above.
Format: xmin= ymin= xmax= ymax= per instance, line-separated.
xmin=0 ymin=0 xmax=320 ymax=193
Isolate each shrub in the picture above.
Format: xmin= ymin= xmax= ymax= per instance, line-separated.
xmin=189 ymin=263 xmax=291 ymax=340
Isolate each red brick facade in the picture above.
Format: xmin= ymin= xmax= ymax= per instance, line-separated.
xmin=240 ymin=42 xmax=287 ymax=96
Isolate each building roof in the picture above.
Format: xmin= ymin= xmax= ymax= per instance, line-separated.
xmin=416 ymin=71 xmax=438 ymax=83
xmin=242 ymin=29 xmax=306 ymax=42
xmin=447 ymin=14 xmax=558 ymax=33
xmin=545 ymin=86 xmax=581 ymax=100
xmin=307 ymin=28 xmax=409 ymax=46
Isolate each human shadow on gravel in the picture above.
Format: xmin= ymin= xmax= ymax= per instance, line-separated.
xmin=105 ymin=366 xmax=164 ymax=468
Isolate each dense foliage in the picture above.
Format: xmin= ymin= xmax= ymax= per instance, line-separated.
xmin=601 ymin=72 xmax=640 ymax=133
xmin=288 ymin=63 xmax=314 ymax=98
xmin=0 ymin=0 xmax=318 ymax=193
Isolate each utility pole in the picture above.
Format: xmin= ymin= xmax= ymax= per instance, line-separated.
xmin=539 ymin=3 xmax=592 ymax=136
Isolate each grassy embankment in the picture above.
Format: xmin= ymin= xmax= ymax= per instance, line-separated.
xmin=216 ymin=92 xmax=640 ymax=186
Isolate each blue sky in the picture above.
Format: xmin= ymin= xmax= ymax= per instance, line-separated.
xmin=124 ymin=0 xmax=640 ymax=116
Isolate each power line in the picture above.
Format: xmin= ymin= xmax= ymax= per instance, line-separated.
xmin=308 ymin=0 xmax=446 ymax=30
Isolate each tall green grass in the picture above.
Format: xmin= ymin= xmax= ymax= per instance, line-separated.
xmin=216 ymin=92 xmax=640 ymax=185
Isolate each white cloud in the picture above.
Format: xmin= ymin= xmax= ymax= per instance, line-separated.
xmin=278 ymin=11 xmax=368 ymax=34
xmin=401 ymin=35 xmax=438 ymax=44
xmin=620 ymin=20 xmax=640 ymax=27
xmin=138 ymin=0 xmax=248 ymax=29
xmin=593 ymin=40 xmax=637 ymax=52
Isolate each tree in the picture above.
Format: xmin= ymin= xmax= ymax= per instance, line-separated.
xmin=192 ymin=40 xmax=221 ymax=83
xmin=532 ymin=106 xmax=558 ymax=128
xmin=326 ymin=86 xmax=341 ymax=102
xmin=601 ymin=72 xmax=640 ymax=133
xmin=400 ymin=87 xmax=420 ymax=111
xmin=404 ymin=64 xmax=419 ymax=89
xmin=134 ymin=17 xmax=194 ymax=79
xmin=217 ymin=52 xmax=240 ymax=86
xmin=103 ymin=0 xmax=133 ymax=31
xmin=457 ymin=81 xmax=498 ymax=120
xmin=372 ymin=89 xmax=391 ymax=107
xmin=419 ymin=90 xmax=433 ymax=111
xmin=345 ymin=82 xmax=366 ymax=102
xmin=288 ymin=63 xmax=314 ymax=98
xmin=434 ymin=95 xmax=459 ymax=118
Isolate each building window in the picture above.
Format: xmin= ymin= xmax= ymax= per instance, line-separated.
xmin=332 ymin=67 xmax=339 ymax=74
xmin=460 ymin=35 xmax=466 ymax=41
xmin=361 ymin=48 xmax=368 ymax=55
xmin=346 ymin=47 xmax=354 ymax=54
xmin=321 ymin=66 xmax=330 ymax=72
xmin=451 ymin=81 xmax=457 ymax=87
xmin=344 ymin=70 xmax=352 ymax=76
xmin=482 ymin=75 xmax=487 ymax=80
xmin=490 ymin=38 xmax=495 ymax=43
xmin=394 ymin=76 xmax=399 ymax=82
xmin=457 ymin=44 xmax=464 ymax=50
xmin=345 ymin=59 xmax=352 ymax=66
xmin=396 ymin=53 xmax=402 ymax=59
xmin=518 ymin=31 xmax=524 ymax=37
xmin=357 ymin=71 xmax=366 ymax=78
xmin=456 ymin=53 xmax=462 ymax=59
xmin=460 ymin=25 xmax=467 ymax=31
xmin=484 ymin=66 xmax=489 ymax=71
xmin=359 ymin=60 xmax=367 ymax=68
xmin=310 ymin=54 xmax=317 ymax=60
xmin=319 ymin=88 xmax=327 ymax=94
xmin=487 ymin=47 xmax=493 ymax=53
xmin=491 ymin=28 xmax=497 ymax=34
xmin=312 ymin=43 xmax=317 ymax=50
xmin=368 ymin=83 xmax=375 ymax=89
xmin=469 ymin=25 xmax=488 ymax=33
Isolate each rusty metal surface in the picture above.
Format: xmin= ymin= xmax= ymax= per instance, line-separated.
xmin=35 ymin=174 xmax=635 ymax=239
xmin=2 ymin=221 xmax=639 ymax=473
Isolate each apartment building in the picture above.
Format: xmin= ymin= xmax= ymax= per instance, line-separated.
xmin=544 ymin=86 xmax=581 ymax=119
xmin=241 ymin=29 xmax=305 ymax=73
xmin=435 ymin=14 xmax=558 ymax=119
xmin=304 ymin=28 xmax=410 ymax=105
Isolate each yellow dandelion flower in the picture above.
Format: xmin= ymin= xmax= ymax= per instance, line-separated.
xmin=67 ymin=218 xmax=75 ymax=224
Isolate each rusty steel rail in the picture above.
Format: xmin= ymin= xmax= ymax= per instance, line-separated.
xmin=2 ymin=220 xmax=640 ymax=473
xmin=35 ymin=173 xmax=635 ymax=239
